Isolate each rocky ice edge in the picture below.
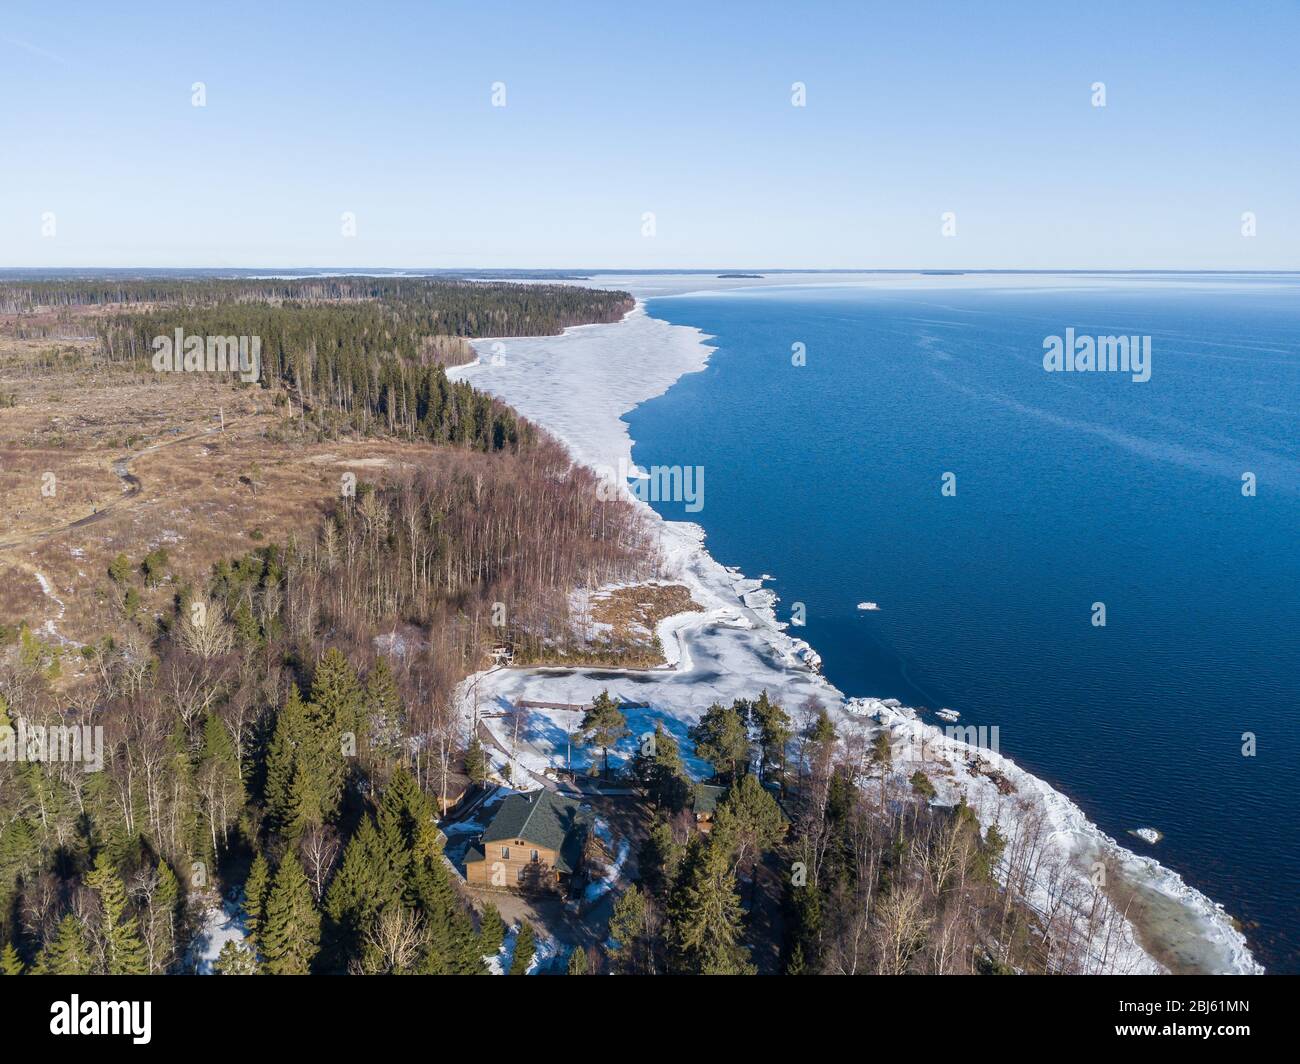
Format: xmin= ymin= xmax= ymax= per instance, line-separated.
xmin=449 ymin=298 xmax=1262 ymax=975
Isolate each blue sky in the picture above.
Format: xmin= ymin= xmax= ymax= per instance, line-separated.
xmin=1 ymin=0 xmax=1296 ymax=269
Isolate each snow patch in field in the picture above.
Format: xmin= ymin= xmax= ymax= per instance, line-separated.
xmin=186 ymin=895 xmax=249 ymax=975
xmin=32 ymin=571 xmax=82 ymax=649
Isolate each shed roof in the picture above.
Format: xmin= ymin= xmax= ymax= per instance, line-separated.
xmin=693 ymin=783 xmax=728 ymax=815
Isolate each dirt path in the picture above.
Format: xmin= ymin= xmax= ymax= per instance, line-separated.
xmin=0 ymin=414 xmax=254 ymax=553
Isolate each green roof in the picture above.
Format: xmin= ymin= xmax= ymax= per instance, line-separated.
xmin=479 ymin=791 xmax=588 ymax=872
xmin=693 ymin=783 xmax=727 ymax=815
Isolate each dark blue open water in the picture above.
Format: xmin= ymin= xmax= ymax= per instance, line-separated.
xmin=628 ymin=278 xmax=1300 ymax=972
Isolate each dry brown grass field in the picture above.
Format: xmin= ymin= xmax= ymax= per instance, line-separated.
xmin=0 ymin=310 xmax=431 ymax=682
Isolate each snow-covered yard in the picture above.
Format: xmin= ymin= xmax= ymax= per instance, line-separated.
xmin=476 ymin=698 xmax=713 ymax=784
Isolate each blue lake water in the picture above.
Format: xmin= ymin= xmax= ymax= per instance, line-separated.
xmin=628 ymin=277 xmax=1300 ymax=972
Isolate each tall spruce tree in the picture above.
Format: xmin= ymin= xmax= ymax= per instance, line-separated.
xmin=308 ymin=648 xmax=363 ymax=808
xmin=642 ymin=722 xmax=690 ymax=810
xmin=464 ymin=736 xmax=488 ymax=786
xmin=265 ymin=673 xmax=347 ymax=838
xmin=87 ymin=851 xmax=148 ymax=975
xmin=1 ymin=942 xmax=25 ymax=975
xmin=752 ymin=691 xmax=792 ymax=782
xmin=324 ymin=817 xmax=404 ymax=958
xmin=713 ymin=774 xmax=786 ymax=872
xmin=377 ymin=766 xmax=431 ymax=859
xmin=264 ymin=685 xmax=311 ymax=830
xmin=363 ymin=657 xmax=404 ymax=777
xmin=478 ymin=903 xmax=505 ymax=956
xmin=260 ymin=855 xmax=321 ymax=975
xmin=608 ymin=884 xmax=650 ymax=974
xmin=667 ymin=836 xmax=754 ymax=975
xmin=32 ymin=914 xmax=92 ymax=975
xmin=242 ymin=852 xmax=271 ymax=943
xmin=142 ymin=860 xmax=180 ymax=974
xmin=409 ymin=821 xmax=483 ymax=974
xmin=0 ymin=816 xmax=38 ymax=926
xmin=639 ymin=818 xmax=683 ymax=902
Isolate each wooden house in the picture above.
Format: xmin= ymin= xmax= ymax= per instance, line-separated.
xmin=464 ymin=790 xmax=588 ymax=892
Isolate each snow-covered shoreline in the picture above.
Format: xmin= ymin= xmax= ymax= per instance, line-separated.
xmin=448 ymin=289 xmax=1262 ymax=975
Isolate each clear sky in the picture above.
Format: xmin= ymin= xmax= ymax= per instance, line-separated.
xmin=1 ymin=0 xmax=1297 ymax=270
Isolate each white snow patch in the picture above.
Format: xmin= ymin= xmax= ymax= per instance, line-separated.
xmin=186 ymin=895 xmax=249 ymax=975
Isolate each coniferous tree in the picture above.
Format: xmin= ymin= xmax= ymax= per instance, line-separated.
xmin=242 ymin=853 xmax=272 ymax=943
xmin=409 ymin=821 xmax=484 ymax=975
xmin=32 ymin=915 xmax=92 ymax=975
xmin=871 ymin=729 xmax=893 ymax=812
xmin=141 ymin=860 xmax=181 ymax=974
xmin=324 ymin=817 xmax=404 ymax=956
xmin=632 ymin=722 xmax=690 ymax=811
xmin=690 ymin=702 xmax=751 ymax=782
xmin=752 ymin=690 xmax=793 ymax=782
xmin=639 ymin=818 xmax=683 ymax=902
xmin=478 ymin=903 xmax=505 ymax=956
xmin=264 ymin=669 xmax=349 ymax=839
xmin=377 ymin=766 xmax=431 ymax=859
xmin=309 ymin=648 xmax=363 ymax=787
xmin=163 ymin=722 xmax=201 ymax=867
xmin=579 ymin=690 xmax=629 ymax=779
xmin=363 ymin=658 xmax=404 ymax=778
xmin=667 ymin=836 xmax=754 ymax=975
xmin=0 ymin=942 xmax=24 ymax=975
xmin=324 ymin=772 xmax=461 ymax=973
xmin=260 ymin=855 xmax=320 ymax=975
xmin=264 ymin=685 xmax=310 ymax=829
xmin=108 ymin=552 xmax=132 ymax=585
xmin=807 ymin=708 xmax=837 ymax=746
xmin=214 ymin=939 xmax=260 ymax=975
xmin=231 ymin=598 xmax=261 ymax=648
xmin=464 ymin=736 xmax=488 ymax=786
xmin=712 ymin=774 xmax=786 ymax=881
xmin=566 ymin=945 xmax=588 ymax=975
xmin=87 ymin=851 xmax=148 ymax=975
xmin=608 ymin=885 xmax=651 ymax=974
xmin=0 ymin=815 xmax=37 ymax=926
xmin=509 ymin=922 xmax=536 ymax=975
xmin=284 ymin=770 xmax=322 ymax=841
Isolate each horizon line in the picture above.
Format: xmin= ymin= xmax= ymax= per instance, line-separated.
xmin=3 ymin=266 xmax=1300 ymax=277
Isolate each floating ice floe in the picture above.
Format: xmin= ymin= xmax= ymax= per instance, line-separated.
xmin=1129 ymin=828 xmax=1164 ymax=845
xmin=935 ymin=707 xmax=961 ymax=722
xmin=857 ymin=601 xmax=880 ymax=611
